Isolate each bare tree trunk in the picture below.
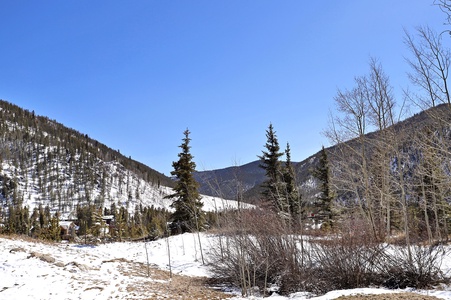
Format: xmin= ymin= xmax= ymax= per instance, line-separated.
xmin=193 ymin=208 xmax=205 ymax=265
xmin=421 ymin=181 xmax=433 ymax=244
xmin=431 ymin=192 xmax=442 ymax=241
xmin=144 ymin=242 xmax=150 ymax=277
xmin=166 ymin=234 xmax=172 ymax=279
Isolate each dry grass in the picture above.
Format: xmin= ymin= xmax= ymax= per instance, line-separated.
xmin=116 ymin=259 xmax=232 ymax=299
xmin=336 ymin=293 xmax=441 ymax=300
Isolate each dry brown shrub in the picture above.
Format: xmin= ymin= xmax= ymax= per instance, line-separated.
xmin=208 ymin=211 xmax=450 ymax=297
xmin=208 ymin=209 xmax=308 ymax=296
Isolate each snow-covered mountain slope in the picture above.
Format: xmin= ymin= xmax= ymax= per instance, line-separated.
xmin=0 ymin=151 xmax=248 ymax=217
xmin=0 ymin=100 xmax=247 ymax=218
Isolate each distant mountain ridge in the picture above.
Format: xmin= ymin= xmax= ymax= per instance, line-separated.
xmin=194 ymin=156 xmax=319 ymax=203
xmin=195 ymin=104 xmax=451 ymax=203
xmin=194 ymin=160 xmax=266 ymax=200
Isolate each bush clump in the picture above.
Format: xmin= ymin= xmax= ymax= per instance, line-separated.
xmin=208 ymin=212 xmax=449 ymax=297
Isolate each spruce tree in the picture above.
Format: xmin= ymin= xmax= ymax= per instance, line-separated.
xmin=311 ymin=146 xmax=334 ymax=226
xmin=283 ymin=143 xmax=301 ymax=221
xmin=166 ymin=129 xmax=204 ymax=233
xmin=258 ymin=123 xmax=288 ymax=216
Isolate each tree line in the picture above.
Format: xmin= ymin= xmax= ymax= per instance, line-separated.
xmin=0 ymin=202 xmax=172 ymax=242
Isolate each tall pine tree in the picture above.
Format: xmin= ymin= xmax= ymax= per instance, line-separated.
xmin=283 ymin=143 xmax=301 ymax=221
xmin=311 ymin=146 xmax=334 ymax=226
xmin=166 ymin=129 xmax=204 ymax=233
xmin=258 ymin=124 xmax=288 ymax=216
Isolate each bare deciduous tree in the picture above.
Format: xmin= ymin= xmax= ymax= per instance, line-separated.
xmin=404 ymin=26 xmax=450 ymax=108
xmin=326 ymin=66 xmax=380 ymax=240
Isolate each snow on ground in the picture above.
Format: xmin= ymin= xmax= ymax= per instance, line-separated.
xmin=1 ymin=233 xmax=451 ymax=300
xmin=201 ymin=196 xmax=254 ymax=212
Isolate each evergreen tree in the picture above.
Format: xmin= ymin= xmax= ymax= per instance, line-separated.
xmin=113 ymin=206 xmax=127 ymax=240
xmin=311 ymin=146 xmax=334 ymax=226
xmin=283 ymin=143 xmax=301 ymax=221
xmin=30 ymin=207 xmax=40 ymax=237
xmin=258 ymin=123 xmax=288 ymax=216
xmin=166 ymin=129 xmax=204 ymax=233
xmin=48 ymin=212 xmax=61 ymax=241
xmin=6 ymin=205 xmax=17 ymax=234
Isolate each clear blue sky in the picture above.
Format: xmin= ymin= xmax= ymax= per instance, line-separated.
xmin=0 ymin=1 xmax=445 ymax=175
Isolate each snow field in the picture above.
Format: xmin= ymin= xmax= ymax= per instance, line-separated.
xmin=1 ymin=233 xmax=451 ymax=300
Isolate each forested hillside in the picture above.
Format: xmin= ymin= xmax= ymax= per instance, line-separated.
xmin=0 ymin=100 xmax=177 ymax=238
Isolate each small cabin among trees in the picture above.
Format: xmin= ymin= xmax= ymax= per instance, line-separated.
xmin=60 ymin=221 xmax=77 ymax=241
